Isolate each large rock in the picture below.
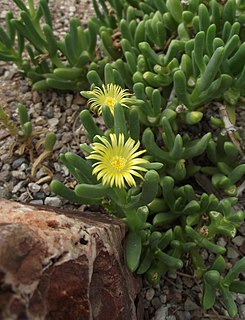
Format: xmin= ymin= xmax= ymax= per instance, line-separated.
xmin=0 ymin=199 xmax=143 ymax=320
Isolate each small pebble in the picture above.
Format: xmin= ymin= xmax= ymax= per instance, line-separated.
xmin=236 ymin=293 xmax=245 ymax=305
xmin=0 ymin=187 xmax=11 ymax=199
xmin=240 ymin=305 xmax=245 ymax=318
xmin=151 ymin=297 xmax=162 ymax=310
xmin=48 ymin=118 xmax=59 ymax=127
xmin=12 ymin=181 xmax=25 ymax=194
xmin=19 ymin=163 xmax=28 ymax=171
xmin=69 ymin=5 xmax=76 ymax=12
xmin=145 ymin=288 xmax=155 ymax=301
xmin=32 ymin=91 xmax=41 ymax=103
xmin=169 ymin=272 xmax=177 ymax=279
xmin=71 ymin=104 xmax=80 ymax=111
xmin=12 ymin=157 xmax=27 ymax=170
xmin=160 ymin=294 xmax=167 ymax=304
xmin=0 ymin=171 xmax=11 ymax=182
xmin=227 ymin=246 xmax=240 ymax=259
xmin=2 ymin=163 xmax=11 ymax=171
xmin=20 ymin=85 xmax=30 ymax=93
xmin=217 ymin=237 xmax=227 ymax=247
xmin=44 ymin=196 xmax=62 ymax=207
xmin=29 ymin=200 xmax=44 ymax=205
xmin=54 ymin=162 xmax=61 ymax=172
xmin=66 ymin=94 xmax=73 ymax=107
xmin=34 ymin=192 xmax=46 ymax=200
xmin=36 ymin=167 xmax=47 ymax=179
xmin=154 ymin=305 xmax=169 ymax=320
xmin=42 ymin=183 xmax=50 ymax=195
xmin=61 ymin=132 xmax=73 ymax=144
xmin=184 ymin=297 xmax=199 ymax=311
xmin=61 ymin=165 xmax=69 ymax=176
xmin=35 ymin=116 xmax=46 ymax=125
xmin=182 ymin=277 xmax=194 ymax=288
xmin=232 ymin=236 xmax=244 ymax=247
xmin=28 ymin=183 xmax=41 ymax=193
xmin=12 ymin=170 xmax=26 ymax=180
xmin=201 ymin=249 xmax=209 ymax=260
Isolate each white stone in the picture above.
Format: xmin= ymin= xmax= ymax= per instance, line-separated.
xmin=28 ymin=183 xmax=41 ymax=193
xmin=44 ymin=197 xmax=62 ymax=207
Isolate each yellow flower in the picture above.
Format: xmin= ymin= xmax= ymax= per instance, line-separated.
xmin=85 ymin=84 xmax=134 ymax=115
xmin=87 ymin=133 xmax=149 ymax=188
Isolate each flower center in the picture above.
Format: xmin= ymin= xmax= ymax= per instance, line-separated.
xmin=105 ymin=97 xmax=117 ymax=108
xmin=110 ymin=156 xmax=126 ymax=171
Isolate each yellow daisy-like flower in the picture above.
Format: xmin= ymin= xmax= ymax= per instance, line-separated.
xmin=85 ymin=84 xmax=134 ymax=115
xmin=87 ymin=133 xmax=149 ymax=188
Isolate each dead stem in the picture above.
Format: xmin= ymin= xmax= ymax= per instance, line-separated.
xmin=176 ymin=271 xmax=195 ymax=279
xmin=217 ymin=103 xmax=245 ymax=157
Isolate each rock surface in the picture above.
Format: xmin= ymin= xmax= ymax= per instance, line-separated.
xmin=0 ymin=199 xmax=142 ymax=320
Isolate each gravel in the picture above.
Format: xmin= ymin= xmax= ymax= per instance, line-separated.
xmin=0 ymin=1 xmax=245 ymax=320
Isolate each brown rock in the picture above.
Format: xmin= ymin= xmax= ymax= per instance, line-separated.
xmin=0 ymin=199 xmax=142 ymax=320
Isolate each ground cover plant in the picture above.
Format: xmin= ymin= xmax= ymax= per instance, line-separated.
xmin=1 ymin=0 xmax=245 ymax=317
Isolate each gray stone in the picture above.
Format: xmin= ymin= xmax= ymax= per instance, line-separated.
xmin=61 ymin=132 xmax=73 ymax=144
xmin=201 ymin=249 xmax=209 ymax=260
xmin=71 ymin=104 xmax=80 ymax=111
xmin=12 ymin=170 xmax=26 ymax=180
xmin=184 ymin=297 xmax=200 ymax=311
xmin=0 ymin=187 xmax=11 ymax=199
xmin=154 ymin=305 xmax=169 ymax=320
xmin=29 ymin=200 xmax=44 ymax=205
xmin=20 ymin=85 xmax=30 ymax=93
xmin=236 ymin=293 xmax=245 ymax=305
xmin=42 ymin=183 xmax=50 ymax=195
xmin=35 ymin=116 xmax=46 ymax=125
xmin=54 ymin=162 xmax=61 ymax=172
xmin=239 ymin=224 xmax=245 ymax=236
xmin=239 ymin=304 xmax=245 ymax=319
xmin=227 ymin=246 xmax=240 ymax=259
xmin=36 ymin=168 xmax=47 ymax=179
xmin=61 ymin=165 xmax=69 ymax=176
xmin=217 ymin=237 xmax=227 ymax=247
xmin=66 ymin=93 xmax=73 ymax=107
xmin=2 ymin=163 xmax=10 ymax=171
xmin=146 ymin=288 xmax=155 ymax=301
xmin=160 ymin=294 xmax=167 ymax=304
xmin=0 ymin=170 xmax=11 ymax=182
xmin=166 ymin=316 xmax=176 ymax=320
xmin=44 ymin=196 xmax=62 ymax=207
xmin=48 ymin=118 xmax=59 ymax=127
xmin=12 ymin=181 xmax=25 ymax=194
xmin=182 ymin=277 xmax=194 ymax=288
xmin=168 ymin=272 xmax=177 ymax=279
xmin=232 ymin=236 xmax=244 ymax=247
xmin=34 ymin=192 xmax=45 ymax=200
xmin=28 ymin=183 xmax=41 ymax=193
xmin=151 ymin=297 xmax=162 ymax=310
xmin=69 ymin=5 xmax=76 ymax=12
xmin=175 ymin=311 xmax=186 ymax=320
xmin=12 ymin=157 xmax=27 ymax=170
